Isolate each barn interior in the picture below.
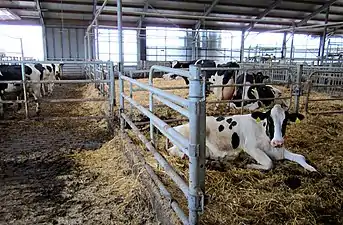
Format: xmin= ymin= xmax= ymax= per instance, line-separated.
xmin=0 ymin=0 xmax=343 ymax=225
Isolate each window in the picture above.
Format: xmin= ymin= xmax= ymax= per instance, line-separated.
xmin=0 ymin=25 xmax=43 ymax=60
xmin=97 ymin=29 xmax=138 ymax=66
xmin=146 ymin=26 xmax=189 ymax=61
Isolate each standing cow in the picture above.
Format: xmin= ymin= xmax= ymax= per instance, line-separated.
xmin=0 ymin=64 xmax=42 ymax=119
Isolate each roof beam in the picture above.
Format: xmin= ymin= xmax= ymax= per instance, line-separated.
xmin=245 ymin=0 xmax=283 ymax=32
xmin=296 ymin=0 xmax=338 ymax=27
xmin=194 ymin=0 xmax=220 ymax=30
xmin=34 ymin=0 xmax=44 ymax=25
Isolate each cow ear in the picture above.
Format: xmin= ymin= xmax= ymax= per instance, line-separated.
xmin=251 ymin=111 xmax=267 ymax=121
xmin=288 ymin=113 xmax=305 ymax=123
xmin=263 ymin=75 xmax=270 ymax=80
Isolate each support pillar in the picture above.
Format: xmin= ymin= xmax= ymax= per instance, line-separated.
xmin=281 ymin=32 xmax=287 ymax=59
xmin=240 ymin=31 xmax=245 ymax=63
xmin=320 ymin=7 xmax=330 ymax=65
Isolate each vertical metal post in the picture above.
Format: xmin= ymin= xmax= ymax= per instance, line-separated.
xmin=188 ymin=64 xmax=205 ymax=225
xmin=320 ymin=7 xmax=330 ymax=65
xmin=241 ymin=70 xmax=247 ymax=115
xmin=87 ymin=33 xmax=92 ymax=60
xmin=117 ymin=0 xmax=125 ymax=130
xmin=240 ymin=30 xmax=245 ymax=63
xmin=19 ymin=38 xmax=29 ymax=119
xmin=108 ymin=60 xmax=115 ymax=113
xmin=230 ymin=33 xmax=233 ymax=60
xmin=129 ymin=70 xmax=133 ymax=118
xmin=294 ymin=64 xmax=303 ymax=113
xmin=42 ymin=25 xmax=48 ymax=60
xmin=281 ymin=32 xmax=287 ymax=59
xmin=289 ymin=30 xmax=295 ymax=64
xmin=84 ymin=35 xmax=88 ymax=59
xmin=95 ymin=20 xmax=100 ymax=60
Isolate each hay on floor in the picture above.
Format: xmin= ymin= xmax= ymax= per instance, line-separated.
xmin=123 ymin=78 xmax=343 ymax=225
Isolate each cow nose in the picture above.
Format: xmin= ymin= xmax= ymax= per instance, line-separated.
xmin=271 ymin=139 xmax=284 ymax=148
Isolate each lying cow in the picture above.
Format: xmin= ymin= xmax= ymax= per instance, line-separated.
xmin=0 ymin=64 xmax=42 ymax=119
xmin=167 ymin=103 xmax=316 ymax=172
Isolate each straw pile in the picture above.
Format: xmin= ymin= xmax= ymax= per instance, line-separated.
xmin=122 ymin=78 xmax=343 ymax=224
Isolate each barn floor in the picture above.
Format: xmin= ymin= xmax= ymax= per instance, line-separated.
xmin=0 ymin=84 xmax=158 ymax=225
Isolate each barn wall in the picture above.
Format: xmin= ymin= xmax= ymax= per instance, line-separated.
xmin=45 ymin=26 xmax=86 ymax=60
xmin=45 ymin=26 xmax=88 ymax=78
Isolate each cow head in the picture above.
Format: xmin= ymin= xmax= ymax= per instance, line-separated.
xmin=251 ymin=103 xmax=305 ymax=148
xmin=54 ymin=63 xmax=64 ymax=80
xmin=253 ymin=72 xmax=270 ymax=84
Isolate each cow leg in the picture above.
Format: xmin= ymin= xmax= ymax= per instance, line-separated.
xmin=245 ymin=146 xmax=273 ymax=170
xmin=41 ymin=84 xmax=46 ymax=96
xmin=282 ymin=149 xmax=317 ymax=172
xmin=31 ymin=85 xmax=42 ymax=116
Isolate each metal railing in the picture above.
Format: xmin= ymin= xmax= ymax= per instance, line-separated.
xmin=0 ymin=60 xmax=115 ymax=125
xmin=119 ymin=64 xmax=206 ymax=225
xmin=304 ymin=70 xmax=343 ymax=115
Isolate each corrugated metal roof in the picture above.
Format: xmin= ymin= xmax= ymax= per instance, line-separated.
xmin=0 ymin=0 xmax=343 ymax=34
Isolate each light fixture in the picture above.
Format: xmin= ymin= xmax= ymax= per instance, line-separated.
xmin=0 ymin=8 xmax=21 ymax=21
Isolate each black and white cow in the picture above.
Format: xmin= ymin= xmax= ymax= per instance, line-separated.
xmin=163 ymin=59 xmax=217 ymax=85
xmin=167 ymin=103 xmax=316 ymax=172
xmin=229 ymin=72 xmax=281 ymax=110
xmin=41 ymin=64 xmax=58 ymax=96
xmin=0 ymin=64 xmax=42 ymax=119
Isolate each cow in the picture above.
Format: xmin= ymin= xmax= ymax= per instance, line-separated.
xmin=40 ymin=63 xmax=59 ymax=96
xmin=166 ymin=103 xmax=317 ymax=172
xmin=163 ymin=59 xmax=217 ymax=85
xmin=228 ymin=72 xmax=282 ymax=111
xmin=0 ymin=64 xmax=42 ymax=119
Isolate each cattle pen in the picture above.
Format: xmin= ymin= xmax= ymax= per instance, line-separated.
xmin=1 ymin=0 xmax=343 ymax=225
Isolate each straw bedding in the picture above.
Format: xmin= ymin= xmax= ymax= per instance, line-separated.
xmin=121 ymin=78 xmax=343 ymax=225
xmin=0 ymin=83 xmax=158 ymax=225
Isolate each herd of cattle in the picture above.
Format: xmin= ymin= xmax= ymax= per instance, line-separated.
xmin=164 ymin=59 xmax=317 ymax=172
xmin=164 ymin=59 xmax=283 ymax=111
xmin=0 ymin=63 xmax=63 ymax=119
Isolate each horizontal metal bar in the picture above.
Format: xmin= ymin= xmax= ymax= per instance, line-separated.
xmin=0 ymin=98 xmax=107 ymax=104
xmin=206 ymin=96 xmax=292 ymax=104
xmin=122 ymin=94 xmax=189 ymax=156
xmin=0 ymin=116 xmax=109 ymax=123
xmin=308 ymin=97 xmax=343 ymax=102
xmin=0 ymin=60 xmax=107 ymax=64
xmin=209 ymin=81 xmax=290 ymax=88
xmin=121 ymin=75 xmax=189 ymax=108
xmin=153 ymin=95 xmax=189 ymax=118
xmin=150 ymin=65 xmax=190 ymax=78
xmin=121 ymin=113 xmax=189 ymax=197
xmin=308 ymin=110 xmax=343 ymax=115
xmin=0 ymin=79 xmax=111 ymax=84
xmin=135 ymin=118 xmax=189 ymax=126
xmin=128 ymin=69 xmax=150 ymax=74
xmin=312 ymin=84 xmax=343 ymax=87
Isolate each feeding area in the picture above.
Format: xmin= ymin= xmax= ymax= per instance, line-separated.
xmin=1 ymin=0 xmax=343 ymax=225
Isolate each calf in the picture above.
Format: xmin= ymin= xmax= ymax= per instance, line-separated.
xmin=167 ymin=104 xmax=316 ymax=172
